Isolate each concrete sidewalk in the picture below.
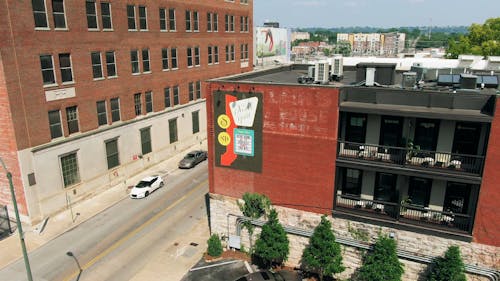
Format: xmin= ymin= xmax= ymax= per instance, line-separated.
xmin=0 ymin=142 xmax=209 ymax=280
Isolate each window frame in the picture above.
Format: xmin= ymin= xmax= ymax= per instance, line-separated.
xmin=96 ymin=100 xmax=108 ymax=126
xmin=105 ymin=50 xmax=117 ymax=77
xmin=101 ymin=2 xmax=113 ymax=30
xmin=193 ymin=11 xmax=199 ymax=32
xmin=127 ymin=5 xmax=136 ymax=30
xmin=40 ymin=54 xmax=56 ymax=86
xmin=66 ymin=106 xmax=79 ymax=134
xmin=188 ymin=82 xmax=194 ymax=101
xmin=140 ymin=127 xmax=152 ymax=155
xmin=342 ymin=168 xmax=362 ymax=197
xmin=60 ymin=152 xmax=80 ymax=187
xmin=91 ymin=51 xmax=104 ymax=79
xmin=187 ymin=47 xmax=193 ymax=68
xmin=159 ymin=8 xmax=167 ymax=31
xmin=32 ymin=0 xmax=49 ymax=29
xmin=145 ymin=91 xmax=153 ymax=113
xmin=207 ymin=12 xmax=212 ymax=32
xmin=168 ymin=8 xmax=176 ymax=31
xmin=134 ymin=93 xmax=142 ymax=116
xmin=86 ymin=0 xmax=98 ymax=30
xmin=196 ymin=80 xmax=201 ymax=99
xmin=194 ymin=46 xmax=200 ymax=66
xmin=59 ymin=53 xmax=73 ymax=84
xmin=171 ymin=48 xmax=178 ymax=69
xmin=48 ymin=109 xmax=63 ymax=139
xmin=164 ymin=87 xmax=171 ymax=108
xmin=110 ymin=97 xmax=121 ymax=122
xmin=173 ymin=85 xmax=179 ymax=105
xmin=105 ymin=138 xmax=120 ymax=169
xmin=168 ymin=118 xmax=178 ymax=144
xmin=138 ymin=5 xmax=148 ymax=31
xmin=131 ymin=49 xmax=140 ymax=74
xmin=142 ymin=48 xmax=150 ymax=73
xmin=185 ymin=10 xmax=191 ymax=32
xmin=192 ymin=111 xmax=200 ymax=134
xmin=161 ymin=48 xmax=169 ymax=70
xmin=52 ymin=0 xmax=67 ymax=29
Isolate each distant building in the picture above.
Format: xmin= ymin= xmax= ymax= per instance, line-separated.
xmin=337 ymin=32 xmax=406 ymax=56
xmin=263 ymin=21 xmax=280 ymax=28
xmin=383 ymin=32 xmax=406 ymax=56
xmin=291 ymin=32 xmax=310 ymax=42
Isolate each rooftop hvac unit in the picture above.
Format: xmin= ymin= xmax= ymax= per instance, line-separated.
xmin=331 ymin=56 xmax=344 ymax=77
xmin=308 ymin=66 xmax=315 ymax=78
xmin=315 ymin=62 xmax=329 ymax=83
xmin=460 ymin=74 xmax=477 ymax=89
xmin=402 ymin=72 xmax=417 ymax=88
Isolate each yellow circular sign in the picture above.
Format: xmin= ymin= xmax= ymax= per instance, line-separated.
xmin=217 ymin=114 xmax=231 ymax=129
xmin=218 ymin=132 xmax=231 ymax=146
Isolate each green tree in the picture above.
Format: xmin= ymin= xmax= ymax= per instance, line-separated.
xmin=357 ymin=236 xmax=404 ymax=281
xmin=428 ymin=246 xmax=466 ymax=281
xmin=301 ymin=216 xmax=345 ymax=281
xmin=207 ymin=233 xmax=223 ymax=257
xmin=237 ymin=193 xmax=271 ymax=253
xmin=254 ymin=209 xmax=289 ymax=269
xmin=446 ymin=17 xmax=500 ymax=58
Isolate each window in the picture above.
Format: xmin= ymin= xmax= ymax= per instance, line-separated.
xmin=138 ymin=6 xmax=147 ymax=30
xmin=96 ymin=100 xmax=107 ymax=126
xmin=40 ymin=55 xmax=55 ymax=85
xmin=214 ymin=46 xmax=219 ymax=63
xmin=379 ymin=116 xmax=403 ymax=147
xmin=140 ymin=127 xmax=152 ymax=155
xmin=230 ymin=45 xmax=235 ymax=61
xmin=169 ymin=118 xmax=178 ymax=143
xmin=52 ymin=0 xmax=66 ymax=29
xmin=105 ymin=139 xmax=119 ymax=169
xmin=171 ymin=48 xmax=178 ymax=69
xmin=161 ymin=48 xmax=169 ymax=70
xmin=444 ymin=182 xmax=471 ymax=214
xmin=188 ymin=82 xmax=194 ymax=101
xmin=131 ymin=50 xmax=139 ymax=74
xmin=194 ymin=46 xmax=200 ymax=66
xmin=345 ymin=113 xmax=367 ymax=147
xmin=32 ymin=0 xmax=49 ymax=28
xmin=66 ymin=106 xmax=79 ymax=134
xmin=207 ymin=12 xmax=212 ymax=32
xmin=173 ymin=86 xmax=179 ymax=105
xmin=86 ymin=1 xmax=98 ymax=29
xmin=225 ymin=14 xmax=234 ymax=32
xmin=142 ymin=49 xmax=150 ymax=72
xmin=342 ymin=168 xmax=362 ymax=197
xmin=408 ymin=177 xmax=432 ymax=207
xmin=59 ymin=53 xmax=73 ymax=83
xmin=164 ymin=87 xmax=171 ymax=108
xmin=226 ymin=45 xmax=235 ymax=62
xmin=225 ymin=45 xmax=229 ymax=62
xmin=145 ymin=91 xmax=153 ymax=113
xmin=187 ymin=48 xmax=193 ymax=67
xmin=240 ymin=43 xmax=248 ymax=61
xmin=196 ymin=80 xmax=201 ymax=99
xmin=101 ymin=2 xmax=112 ymax=29
xmin=134 ymin=93 xmax=142 ymax=116
xmin=110 ymin=97 xmax=120 ymax=122
xmin=193 ymin=11 xmax=199 ymax=31
xmin=159 ymin=8 xmax=167 ymax=31
xmin=240 ymin=16 xmax=249 ymax=32
xmin=185 ymin=10 xmax=191 ymax=31
xmin=168 ymin=8 xmax=176 ymax=31
xmin=48 ymin=110 xmax=62 ymax=138
xmin=374 ymin=173 xmax=397 ymax=202
xmin=60 ymin=153 xmax=80 ymax=187
xmin=414 ymin=118 xmax=440 ymax=151
xmin=213 ymin=13 xmax=218 ymax=32
xmin=105 ymin=51 xmax=116 ymax=77
xmin=192 ymin=111 xmax=199 ymax=134
xmin=241 ymin=0 xmax=248 ymax=4
xmin=452 ymin=122 xmax=481 ymax=155
xmin=127 ymin=5 xmax=136 ymax=30
xmin=208 ymin=46 xmax=213 ymax=64
xmin=91 ymin=52 xmax=103 ymax=79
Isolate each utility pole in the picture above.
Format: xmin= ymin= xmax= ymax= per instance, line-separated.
xmin=0 ymin=157 xmax=33 ymax=281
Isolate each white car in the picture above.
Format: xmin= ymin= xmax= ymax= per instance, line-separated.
xmin=129 ymin=175 xmax=164 ymax=199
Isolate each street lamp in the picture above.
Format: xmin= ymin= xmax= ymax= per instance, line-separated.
xmin=0 ymin=157 xmax=33 ymax=281
xmin=66 ymin=251 xmax=83 ymax=281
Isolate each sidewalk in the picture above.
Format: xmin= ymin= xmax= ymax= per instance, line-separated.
xmin=0 ymin=142 xmax=208 ymax=280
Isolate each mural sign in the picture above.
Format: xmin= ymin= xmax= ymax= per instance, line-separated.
xmin=214 ymin=91 xmax=262 ymax=172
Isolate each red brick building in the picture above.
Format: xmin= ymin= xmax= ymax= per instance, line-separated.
xmin=206 ymin=64 xmax=499 ymax=278
xmin=0 ymin=0 xmax=253 ymax=224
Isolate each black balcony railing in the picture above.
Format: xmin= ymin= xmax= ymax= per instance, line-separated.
xmin=338 ymin=141 xmax=485 ymax=175
xmin=335 ymin=194 xmax=472 ymax=234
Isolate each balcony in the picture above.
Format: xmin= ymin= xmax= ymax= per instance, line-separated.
xmin=338 ymin=141 xmax=485 ymax=176
xmin=335 ymin=194 xmax=472 ymax=234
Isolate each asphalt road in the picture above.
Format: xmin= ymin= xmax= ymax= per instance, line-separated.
xmin=0 ymin=162 xmax=209 ymax=281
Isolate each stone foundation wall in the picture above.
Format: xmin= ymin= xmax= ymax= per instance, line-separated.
xmin=209 ymin=194 xmax=499 ymax=281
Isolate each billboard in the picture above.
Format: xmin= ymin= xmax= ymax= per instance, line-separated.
xmin=256 ymin=27 xmax=290 ymax=63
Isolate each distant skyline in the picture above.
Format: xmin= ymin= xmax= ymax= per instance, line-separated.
xmin=254 ymin=0 xmax=500 ymax=29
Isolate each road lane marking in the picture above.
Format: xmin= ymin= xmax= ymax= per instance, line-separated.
xmin=62 ymin=179 xmax=208 ymax=281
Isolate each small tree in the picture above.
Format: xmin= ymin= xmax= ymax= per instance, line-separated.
xmin=302 ymin=215 xmax=345 ymax=281
xmin=357 ymin=235 xmax=404 ymax=281
xmin=254 ymin=209 xmax=289 ymax=269
xmin=207 ymin=233 xmax=223 ymax=257
xmin=428 ymin=246 xmax=466 ymax=281
xmin=237 ymin=193 xmax=271 ymax=253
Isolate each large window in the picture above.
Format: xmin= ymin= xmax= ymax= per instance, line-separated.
xmin=48 ymin=110 xmax=62 ymax=138
xmin=52 ymin=0 xmax=66 ymax=29
xmin=379 ymin=116 xmax=403 ymax=147
xmin=140 ymin=127 xmax=152 ymax=155
xmin=408 ymin=177 xmax=432 ymax=207
xmin=138 ymin=6 xmax=147 ymax=30
xmin=345 ymin=113 xmax=367 ymax=147
xmin=374 ymin=173 xmax=397 ymax=202
xmin=134 ymin=93 xmax=142 ymax=116
xmin=443 ymin=182 xmax=471 ymax=214
xmin=96 ymin=100 xmax=107 ymax=126
xmin=101 ymin=2 xmax=112 ymax=29
xmin=240 ymin=16 xmax=249 ymax=32
xmin=173 ymin=85 xmax=179 ymax=105
xmin=161 ymin=48 xmax=169 ymax=70
xmin=131 ymin=50 xmax=139 ymax=74
xmin=342 ymin=168 xmax=362 ymax=197
xmin=40 ymin=55 xmax=55 ymax=85
xmin=110 ymin=97 xmax=120 ymax=122
xmin=185 ymin=10 xmax=191 ymax=31
xmin=225 ymin=45 xmax=235 ymax=62
xmin=66 ymin=106 xmax=79 ymax=134
xmin=60 ymin=152 xmax=80 ymax=187
xmin=142 ymin=49 xmax=150 ymax=72
xmin=168 ymin=8 xmax=176 ymax=31
xmin=225 ymin=14 xmax=234 ymax=32
xmin=127 ymin=5 xmax=136 ymax=30
xmin=105 ymin=51 xmax=116 ymax=77
xmin=192 ymin=111 xmax=199 ymax=134
xmin=86 ymin=1 xmax=98 ymax=29
xmin=32 ymin=0 xmax=49 ymax=28
xmin=171 ymin=48 xmax=178 ymax=69
xmin=145 ymin=91 xmax=153 ymax=113
xmin=414 ymin=118 xmax=440 ymax=151
xmin=240 ymin=43 xmax=248 ymax=61
xmin=105 ymin=139 xmax=119 ymax=169
xmin=193 ymin=11 xmax=199 ymax=31
xmin=91 ymin=52 xmax=103 ymax=79
xmin=164 ymin=87 xmax=171 ymax=108
xmin=452 ymin=122 xmax=481 ymax=155
xmin=169 ymin=118 xmax=178 ymax=143
xmin=159 ymin=8 xmax=167 ymax=31
xmin=59 ymin=53 xmax=73 ymax=83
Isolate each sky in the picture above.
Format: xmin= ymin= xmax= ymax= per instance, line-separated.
xmin=254 ymin=0 xmax=500 ymax=28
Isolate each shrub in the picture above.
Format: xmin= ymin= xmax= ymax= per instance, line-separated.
xmin=357 ymin=235 xmax=404 ymax=281
xmin=254 ymin=209 xmax=289 ymax=269
xmin=207 ymin=233 xmax=223 ymax=257
xmin=428 ymin=246 xmax=466 ymax=281
xmin=237 ymin=192 xmax=271 ymax=253
xmin=302 ymin=215 xmax=345 ymax=281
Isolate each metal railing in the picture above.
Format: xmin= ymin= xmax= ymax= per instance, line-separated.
xmin=338 ymin=141 xmax=485 ymax=175
xmin=335 ymin=194 xmax=472 ymax=234
xmin=0 ymin=205 xmax=12 ymax=240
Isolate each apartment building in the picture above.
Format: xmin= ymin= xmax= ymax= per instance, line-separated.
xmin=337 ymin=32 xmax=406 ymax=56
xmin=0 ymin=0 xmax=253 ymax=224
xmin=206 ymin=63 xmax=499 ymax=279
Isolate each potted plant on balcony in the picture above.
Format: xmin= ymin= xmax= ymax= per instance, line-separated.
xmin=400 ymin=197 xmax=412 ymax=216
xmin=405 ymin=139 xmax=421 ymax=163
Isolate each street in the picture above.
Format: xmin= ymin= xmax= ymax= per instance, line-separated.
xmin=0 ymin=163 xmax=209 ymax=281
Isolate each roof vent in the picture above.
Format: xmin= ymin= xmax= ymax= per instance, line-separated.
xmin=402 ymin=72 xmax=417 ymax=88
xmin=460 ymin=74 xmax=477 ymax=89
xmin=366 ymin=68 xmax=376 ymax=86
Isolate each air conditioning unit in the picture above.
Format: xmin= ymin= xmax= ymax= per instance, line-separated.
xmin=308 ymin=65 xmax=315 ymax=78
xmin=402 ymin=72 xmax=417 ymax=88
xmin=330 ymin=55 xmax=343 ymax=81
xmin=315 ymin=62 xmax=329 ymax=83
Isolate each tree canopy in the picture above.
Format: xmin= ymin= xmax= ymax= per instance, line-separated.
xmin=357 ymin=235 xmax=404 ymax=281
xmin=428 ymin=246 xmax=467 ymax=281
xmin=447 ymin=17 xmax=500 ymax=58
xmin=254 ymin=209 xmax=289 ymax=269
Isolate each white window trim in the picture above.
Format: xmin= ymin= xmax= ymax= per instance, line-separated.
xmin=169 ymin=8 xmax=176 ymax=32
xmin=142 ymin=49 xmax=151 ymax=73
xmin=127 ymin=5 xmax=137 ymax=31
xmin=106 ymin=51 xmax=118 ymax=78
xmin=139 ymin=5 xmax=148 ymax=31
xmin=52 ymin=0 xmax=68 ymax=31
xmin=33 ymin=0 xmax=50 ymax=30
xmin=86 ymin=1 xmax=99 ymax=31
xmin=91 ymin=52 xmax=104 ymax=80
xmin=59 ymin=53 xmax=74 ymax=84
xmin=41 ymin=54 xmax=57 ymax=87
xmin=102 ymin=2 xmax=113 ymax=31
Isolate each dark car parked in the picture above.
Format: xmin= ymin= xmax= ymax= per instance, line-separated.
xmin=234 ymin=270 xmax=302 ymax=281
xmin=178 ymin=150 xmax=207 ymax=169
